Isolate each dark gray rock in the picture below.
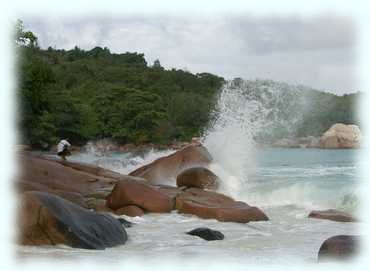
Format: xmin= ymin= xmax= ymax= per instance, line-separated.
xmin=186 ymin=227 xmax=224 ymax=241
xmin=117 ymin=218 xmax=133 ymax=228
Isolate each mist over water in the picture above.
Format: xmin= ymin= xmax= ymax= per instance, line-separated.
xmin=201 ymin=79 xmax=359 ymax=210
xmin=202 ymin=79 xmax=304 ymax=198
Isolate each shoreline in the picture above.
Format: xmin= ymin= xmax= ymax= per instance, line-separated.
xmin=16 ymin=136 xmax=362 ymax=155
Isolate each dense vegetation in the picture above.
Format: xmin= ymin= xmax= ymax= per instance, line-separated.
xmin=16 ymin=21 xmax=360 ymax=149
xmin=16 ymin=21 xmax=224 ymax=148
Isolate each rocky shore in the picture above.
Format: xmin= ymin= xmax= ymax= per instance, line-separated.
xmin=16 ymin=142 xmax=359 ymax=261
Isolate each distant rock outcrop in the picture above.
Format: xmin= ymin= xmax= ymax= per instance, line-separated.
xmin=319 ymin=123 xmax=362 ymax=149
xmin=308 ymin=209 xmax=356 ymax=222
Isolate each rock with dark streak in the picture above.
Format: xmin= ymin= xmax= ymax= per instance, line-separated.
xmin=19 ymin=191 xmax=127 ymax=249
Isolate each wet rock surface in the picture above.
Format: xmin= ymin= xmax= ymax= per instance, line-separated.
xmin=129 ymin=143 xmax=212 ymax=185
xmin=176 ymin=167 xmax=219 ymax=190
xmin=176 ymin=188 xmax=269 ymax=223
xmin=106 ymin=180 xmax=173 ymax=213
xmin=318 ymin=235 xmax=359 ymax=261
xmin=308 ymin=209 xmax=356 ymax=222
xmin=186 ymin=227 xmax=224 ymax=241
xmin=19 ymin=191 xmax=127 ymax=249
xmin=115 ymin=205 xmax=145 ymax=217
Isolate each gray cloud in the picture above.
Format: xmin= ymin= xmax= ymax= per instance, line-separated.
xmin=23 ymin=15 xmax=357 ymax=94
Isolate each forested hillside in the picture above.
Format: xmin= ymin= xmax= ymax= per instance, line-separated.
xmin=15 ymin=21 xmax=360 ymax=149
xmin=16 ymin=21 xmax=224 ymax=148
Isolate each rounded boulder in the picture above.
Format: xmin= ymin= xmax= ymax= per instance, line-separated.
xmin=176 ymin=167 xmax=219 ymax=190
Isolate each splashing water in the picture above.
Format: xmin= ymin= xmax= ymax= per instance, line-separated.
xmin=201 ymin=79 xmax=306 ymax=198
xmin=66 ymin=79 xmax=358 ymax=210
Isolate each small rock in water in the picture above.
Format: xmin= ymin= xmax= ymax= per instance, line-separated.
xmin=318 ymin=235 xmax=359 ymax=262
xmin=308 ymin=209 xmax=356 ymax=222
xmin=117 ymin=218 xmax=133 ymax=228
xmin=186 ymin=227 xmax=224 ymax=241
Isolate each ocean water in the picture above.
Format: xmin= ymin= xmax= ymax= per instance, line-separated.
xmin=18 ymin=147 xmax=360 ymax=264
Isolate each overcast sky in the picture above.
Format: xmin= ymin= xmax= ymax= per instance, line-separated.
xmin=24 ymin=15 xmax=357 ymax=95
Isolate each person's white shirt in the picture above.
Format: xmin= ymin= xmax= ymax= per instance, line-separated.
xmin=57 ymin=139 xmax=71 ymax=153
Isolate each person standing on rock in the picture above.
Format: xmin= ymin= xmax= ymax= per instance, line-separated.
xmin=57 ymin=139 xmax=71 ymax=161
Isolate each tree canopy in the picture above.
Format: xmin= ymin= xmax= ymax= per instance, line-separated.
xmin=16 ymin=21 xmax=360 ymax=149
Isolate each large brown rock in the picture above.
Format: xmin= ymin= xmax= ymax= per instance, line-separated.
xmin=19 ymin=191 xmax=127 ymax=249
xmin=308 ymin=209 xmax=356 ymax=222
xmin=115 ymin=205 xmax=145 ymax=217
xmin=176 ymin=167 xmax=219 ymax=190
xmin=129 ymin=143 xmax=212 ymax=185
xmin=106 ymin=180 xmax=173 ymax=212
xmin=318 ymin=235 xmax=359 ymax=261
xmin=18 ymin=153 xmax=118 ymax=198
xmin=17 ymin=180 xmax=88 ymax=208
xmin=319 ymin=123 xmax=362 ymax=149
xmin=17 ymin=153 xmax=145 ymax=208
xmin=157 ymin=185 xmax=186 ymax=209
xmin=175 ymin=188 xmax=268 ymax=223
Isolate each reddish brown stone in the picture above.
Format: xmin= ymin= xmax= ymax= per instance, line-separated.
xmin=308 ymin=209 xmax=356 ymax=222
xmin=17 ymin=180 xmax=88 ymax=208
xmin=318 ymin=235 xmax=359 ymax=261
xmin=157 ymin=185 xmax=186 ymax=209
xmin=18 ymin=153 xmax=117 ymax=197
xmin=17 ymin=153 xmax=147 ymax=209
xmin=106 ymin=180 xmax=173 ymax=213
xmin=175 ymin=188 xmax=268 ymax=223
xmin=176 ymin=167 xmax=219 ymax=190
xmin=129 ymin=143 xmax=212 ymax=185
xmin=19 ymin=191 xmax=127 ymax=249
xmin=115 ymin=205 xmax=145 ymax=217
